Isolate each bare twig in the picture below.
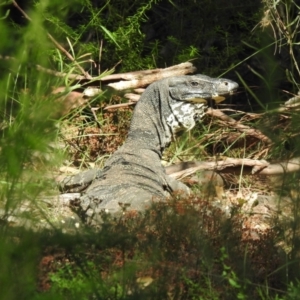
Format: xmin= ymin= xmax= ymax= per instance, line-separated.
xmin=104 ymin=102 xmax=136 ymax=110
xmin=206 ymin=108 xmax=273 ymax=145
xmin=12 ymin=0 xmax=31 ymax=20
xmin=98 ymin=39 xmax=103 ymax=76
xmin=35 ymin=65 xmax=88 ymax=80
xmin=0 ymin=55 xmax=90 ymax=80
xmin=166 ymin=158 xmax=270 ymax=180
xmin=46 ymin=34 xmax=92 ymax=79
xmin=12 ymin=0 xmax=92 ymax=79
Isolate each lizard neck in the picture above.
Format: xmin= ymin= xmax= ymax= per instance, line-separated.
xmin=124 ymin=81 xmax=207 ymax=156
xmin=124 ymin=83 xmax=173 ymax=157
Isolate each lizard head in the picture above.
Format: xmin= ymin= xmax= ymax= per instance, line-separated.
xmin=166 ymin=75 xmax=238 ymax=132
xmin=208 ymin=75 xmax=239 ymax=103
xmin=169 ymin=74 xmax=239 ymax=105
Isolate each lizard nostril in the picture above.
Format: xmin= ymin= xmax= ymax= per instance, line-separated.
xmin=191 ymin=81 xmax=199 ymax=86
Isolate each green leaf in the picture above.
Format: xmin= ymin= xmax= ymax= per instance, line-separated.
xmin=100 ymin=25 xmax=122 ymax=49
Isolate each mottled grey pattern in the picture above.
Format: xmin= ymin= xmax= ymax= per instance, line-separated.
xmin=61 ymin=75 xmax=238 ymax=226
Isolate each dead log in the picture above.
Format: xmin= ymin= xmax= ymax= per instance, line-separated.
xmin=166 ymin=158 xmax=270 ymax=180
xmin=106 ymin=62 xmax=196 ymax=90
xmin=165 ymin=157 xmax=300 ymax=180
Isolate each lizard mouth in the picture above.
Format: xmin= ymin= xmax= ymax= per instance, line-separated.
xmin=211 ymin=96 xmax=226 ymax=103
xmin=186 ymin=96 xmax=227 ymax=104
xmin=185 ymin=97 xmax=208 ymax=104
xmin=183 ymin=87 xmax=238 ymax=104
xmin=210 ymin=88 xmax=238 ymax=103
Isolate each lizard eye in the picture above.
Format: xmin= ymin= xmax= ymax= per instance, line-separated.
xmin=191 ymin=81 xmax=199 ymax=86
xmin=224 ymin=81 xmax=228 ymax=86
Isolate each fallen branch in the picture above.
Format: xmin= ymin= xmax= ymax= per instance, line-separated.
xmin=206 ymin=108 xmax=273 ymax=145
xmin=165 ymin=157 xmax=300 ymax=180
xmin=106 ymin=62 xmax=196 ymax=90
xmin=256 ymin=157 xmax=300 ymax=175
xmin=166 ymin=158 xmax=270 ymax=180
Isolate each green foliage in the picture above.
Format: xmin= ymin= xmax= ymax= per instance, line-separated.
xmin=0 ymin=0 xmax=68 ymax=296
xmin=260 ymin=0 xmax=300 ymax=86
xmin=220 ymin=247 xmax=249 ymax=300
xmin=0 ymin=2 xmax=61 ymax=212
xmin=1 ymin=0 xmax=300 ymax=299
xmin=40 ymin=0 xmax=262 ymax=74
xmin=44 ymin=0 xmax=162 ymax=72
xmin=49 ymin=261 xmax=125 ymax=300
xmin=236 ymin=0 xmax=300 ymax=159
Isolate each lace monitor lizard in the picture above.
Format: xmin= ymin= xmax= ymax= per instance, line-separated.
xmin=60 ymin=74 xmax=238 ymax=227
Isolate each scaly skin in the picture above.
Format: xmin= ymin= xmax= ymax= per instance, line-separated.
xmin=60 ymin=75 xmax=238 ymax=227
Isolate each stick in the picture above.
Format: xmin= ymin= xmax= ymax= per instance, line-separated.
xmin=12 ymin=1 xmax=92 ymax=79
xmin=166 ymin=158 xmax=270 ymax=179
xmin=206 ymin=108 xmax=273 ymax=145
xmin=165 ymin=157 xmax=300 ymax=180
